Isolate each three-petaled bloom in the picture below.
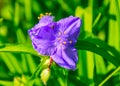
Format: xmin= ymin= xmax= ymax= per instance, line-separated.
xmin=28 ymin=15 xmax=81 ymax=70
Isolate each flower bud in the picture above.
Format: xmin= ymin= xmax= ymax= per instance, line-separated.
xmin=42 ymin=58 xmax=50 ymax=69
xmin=40 ymin=68 xmax=51 ymax=85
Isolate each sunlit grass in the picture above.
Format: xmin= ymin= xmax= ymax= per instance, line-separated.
xmin=0 ymin=0 xmax=120 ymax=86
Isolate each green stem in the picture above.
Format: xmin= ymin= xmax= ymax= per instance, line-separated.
xmin=92 ymin=13 xmax=101 ymax=28
xmin=64 ymin=71 xmax=68 ymax=86
xmin=29 ymin=57 xmax=47 ymax=80
xmin=115 ymin=0 xmax=120 ymax=50
xmin=57 ymin=77 xmax=65 ymax=86
xmin=98 ymin=66 xmax=120 ymax=86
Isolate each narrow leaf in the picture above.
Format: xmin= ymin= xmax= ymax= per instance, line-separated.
xmin=0 ymin=43 xmax=38 ymax=56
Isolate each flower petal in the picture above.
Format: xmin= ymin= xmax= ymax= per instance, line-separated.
xmin=65 ymin=17 xmax=81 ymax=38
xmin=39 ymin=15 xmax=54 ymax=27
xmin=51 ymin=47 xmax=78 ymax=70
xmin=57 ymin=16 xmax=81 ymax=45
xmin=33 ymin=41 xmax=57 ymax=55
xmin=28 ymin=26 xmax=57 ymax=55
xmin=30 ymin=16 xmax=54 ymax=32
xmin=57 ymin=16 xmax=81 ymax=33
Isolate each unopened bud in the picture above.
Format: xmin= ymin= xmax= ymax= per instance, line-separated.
xmin=40 ymin=68 xmax=51 ymax=85
xmin=42 ymin=58 xmax=50 ymax=68
xmin=42 ymin=57 xmax=53 ymax=69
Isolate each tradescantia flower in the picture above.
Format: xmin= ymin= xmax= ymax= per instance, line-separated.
xmin=28 ymin=13 xmax=81 ymax=70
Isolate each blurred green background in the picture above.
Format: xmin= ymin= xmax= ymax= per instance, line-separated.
xmin=0 ymin=0 xmax=120 ymax=86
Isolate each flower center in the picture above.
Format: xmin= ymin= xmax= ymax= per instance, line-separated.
xmin=56 ymin=31 xmax=73 ymax=46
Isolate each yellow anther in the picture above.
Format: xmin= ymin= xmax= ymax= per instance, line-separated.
xmin=63 ymin=41 xmax=67 ymax=44
xmin=57 ymin=38 xmax=61 ymax=40
xmin=38 ymin=13 xmax=44 ymax=19
xmin=38 ymin=12 xmax=52 ymax=20
xmin=48 ymin=12 xmax=52 ymax=15
xmin=45 ymin=12 xmax=49 ymax=15
xmin=40 ymin=14 xmax=44 ymax=17
xmin=64 ymin=31 xmax=66 ymax=34
xmin=45 ymin=12 xmax=52 ymax=16
xmin=69 ymin=40 xmax=72 ymax=44
xmin=38 ymin=16 xmax=40 ymax=19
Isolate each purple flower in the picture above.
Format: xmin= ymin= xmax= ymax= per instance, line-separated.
xmin=28 ymin=15 xmax=81 ymax=70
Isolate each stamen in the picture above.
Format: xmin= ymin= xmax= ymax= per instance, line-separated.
xmin=45 ymin=12 xmax=52 ymax=16
xmin=38 ymin=12 xmax=52 ymax=20
xmin=63 ymin=41 xmax=67 ymax=44
xmin=40 ymin=14 xmax=44 ymax=17
xmin=38 ymin=13 xmax=44 ymax=19
xmin=38 ymin=16 xmax=40 ymax=19
xmin=69 ymin=40 xmax=72 ymax=44
xmin=57 ymin=37 xmax=61 ymax=40
xmin=64 ymin=31 xmax=66 ymax=34
xmin=45 ymin=13 xmax=49 ymax=15
xmin=48 ymin=12 xmax=52 ymax=15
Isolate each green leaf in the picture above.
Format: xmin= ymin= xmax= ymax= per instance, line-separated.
xmin=0 ymin=80 xmax=13 ymax=86
xmin=86 ymin=37 xmax=120 ymax=61
xmin=92 ymin=13 xmax=101 ymax=28
xmin=76 ymin=40 xmax=120 ymax=67
xmin=0 ymin=43 xmax=38 ymax=56
xmin=0 ymin=52 xmax=16 ymax=73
